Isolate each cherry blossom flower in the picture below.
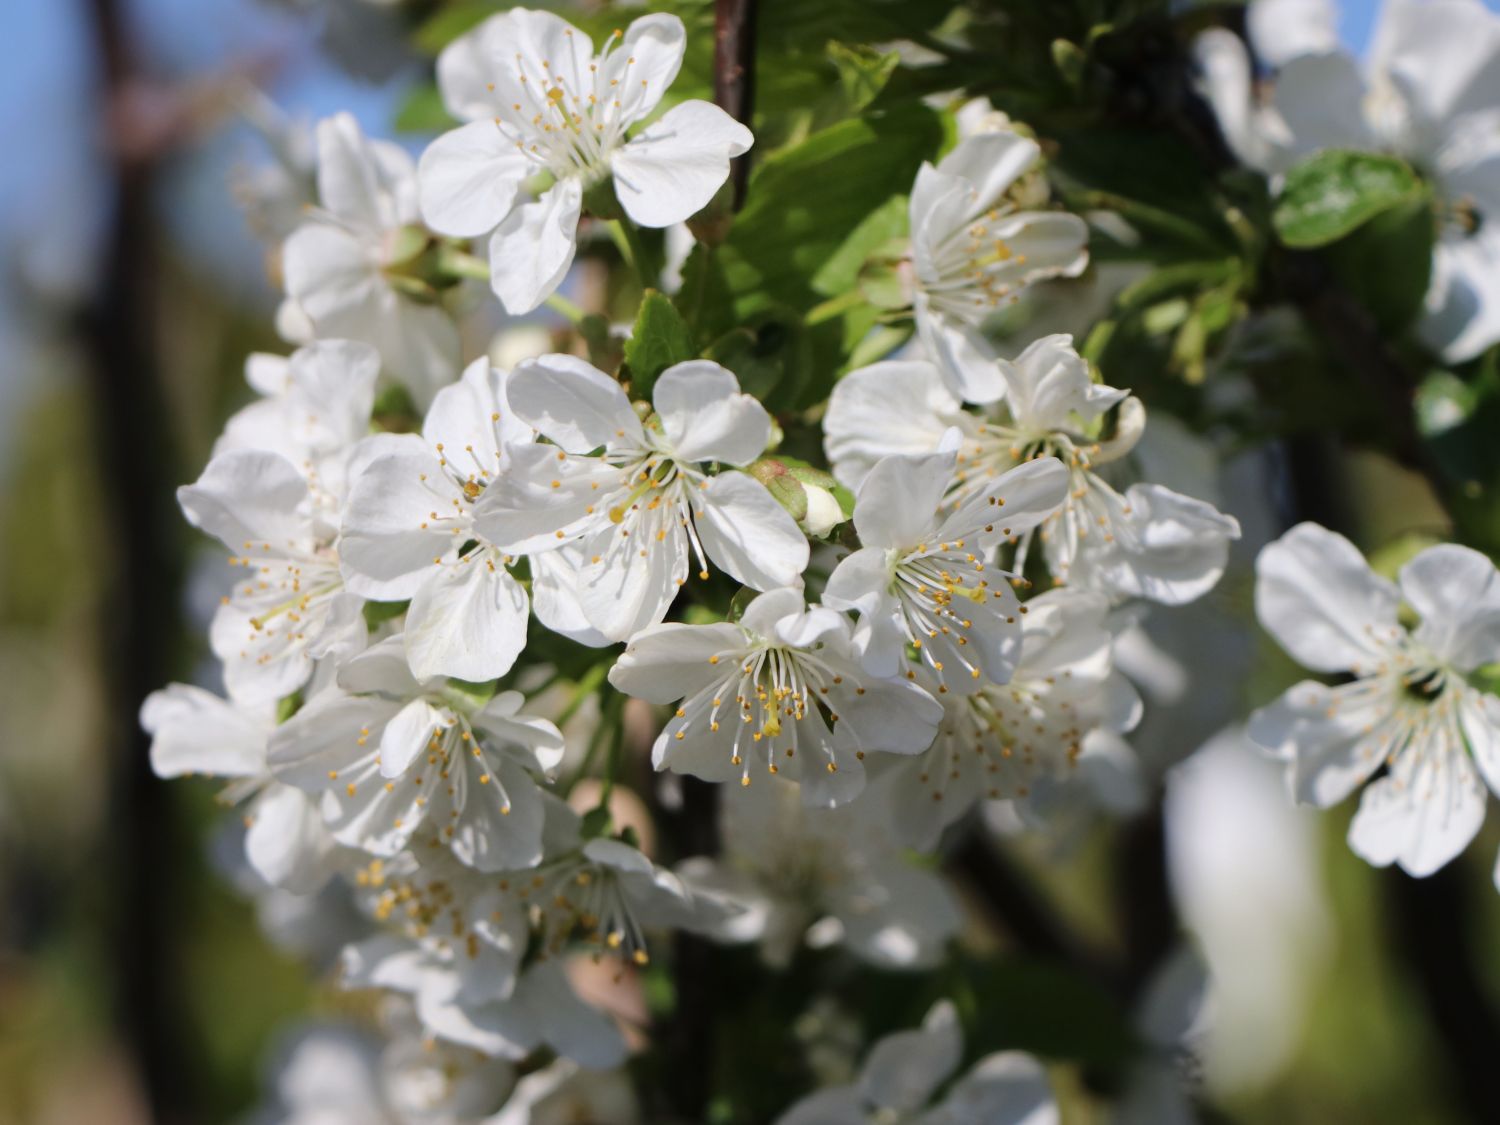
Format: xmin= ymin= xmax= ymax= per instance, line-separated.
xmin=417 ymin=8 xmax=752 ymax=313
xmin=141 ymin=681 xmax=342 ymax=894
xmin=339 ymin=358 xmax=545 ymax=682
xmin=608 ymin=587 xmax=942 ymax=807
xmin=877 ymin=589 xmax=1142 ymax=851
xmin=909 ymin=129 xmax=1089 ymax=402
xmin=823 ymin=447 xmax=1068 ymax=693
xmin=679 ymin=778 xmax=961 ymax=969
xmin=823 ymin=339 xmax=1241 ymax=605
xmin=775 ymin=1000 xmax=1058 ymax=1125
xmin=268 ymin=638 xmax=565 ymax=872
xmin=179 ymin=449 xmax=366 ymax=704
xmin=1248 ymin=523 xmax=1500 ymax=876
xmin=283 ymin=113 xmax=460 ymax=406
xmin=213 ymin=339 xmax=380 ymax=520
xmin=477 ymin=356 xmax=809 ymax=641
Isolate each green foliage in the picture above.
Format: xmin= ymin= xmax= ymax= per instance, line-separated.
xmin=623 ymin=290 xmax=700 ymax=398
xmin=1273 ymin=150 xmax=1424 ymax=249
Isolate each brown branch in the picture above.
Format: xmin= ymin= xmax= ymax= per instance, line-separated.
xmin=714 ymin=0 xmax=758 ymax=209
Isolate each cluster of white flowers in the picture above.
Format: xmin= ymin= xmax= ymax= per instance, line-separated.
xmin=147 ymin=2 xmax=1500 ymax=1120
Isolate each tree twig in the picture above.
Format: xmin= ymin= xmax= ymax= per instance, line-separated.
xmin=714 ymin=0 xmax=758 ymax=209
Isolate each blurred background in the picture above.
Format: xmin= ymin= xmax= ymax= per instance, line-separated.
xmin=3 ymin=1 xmax=1500 ymax=1123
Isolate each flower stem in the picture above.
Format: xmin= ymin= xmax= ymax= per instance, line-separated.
xmin=544 ymin=292 xmax=586 ymax=325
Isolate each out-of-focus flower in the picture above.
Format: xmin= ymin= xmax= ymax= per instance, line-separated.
xmin=1249 ymin=523 xmax=1500 ymax=876
xmin=283 ymin=113 xmax=461 ymax=407
xmin=1195 ymin=0 xmax=1500 ymax=361
xmin=775 ymin=999 xmax=1058 ymax=1125
xmin=679 ymin=778 xmax=961 ymax=969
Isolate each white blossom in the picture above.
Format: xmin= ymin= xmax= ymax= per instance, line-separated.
xmin=824 ymin=447 xmax=1068 ymax=693
xmin=339 ymin=358 xmax=542 ymax=682
xmin=283 ymin=112 xmax=460 ymax=406
xmin=179 ymin=449 xmax=366 ymax=704
xmin=1248 ymin=523 xmax=1500 ymax=876
xmin=878 ymin=589 xmax=1142 ymax=851
xmin=608 ymin=587 xmax=943 ymax=807
xmin=417 ymin=8 xmax=752 ymax=313
xmin=909 ymin=129 xmax=1089 ymax=402
xmin=823 ymin=339 xmax=1241 ymax=605
xmin=214 ymin=339 xmax=381 ymax=520
xmin=477 ymin=356 xmax=809 ymax=641
xmin=775 ymin=1000 xmax=1058 ymax=1125
xmin=142 ymin=681 xmax=343 ymax=894
xmin=679 ymin=778 xmax=961 ymax=969
xmin=268 ymin=637 xmax=565 ymax=872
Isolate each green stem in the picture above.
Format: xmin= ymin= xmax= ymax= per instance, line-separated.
xmin=804 ymin=288 xmax=868 ymax=326
xmin=610 ymin=218 xmax=660 ymax=288
xmin=544 ymin=292 xmax=586 ymax=325
xmin=434 ymin=246 xmax=492 ymax=283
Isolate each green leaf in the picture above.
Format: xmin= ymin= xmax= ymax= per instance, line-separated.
xmin=810 ymin=194 xmax=909 ymax=298
xmin=1323 ymin=191 xmax=1435 ymax=331
xmin=1272 ymin=150 xmax=1423 ymax=248
xmin=826 ymin=41 xmax=902 ymax=112
xmin=362 ymin=599 xmax=409 ymax=630
xmin=718 ymin=107 xmax=943 ymax=318
xmin=623 ymin=290 xmax=698 ymax=398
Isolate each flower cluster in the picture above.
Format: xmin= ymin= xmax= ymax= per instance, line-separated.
xmin=144 ymin=1 xmax=1500 ymax=1120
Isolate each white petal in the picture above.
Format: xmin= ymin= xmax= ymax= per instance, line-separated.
xmin=530 ymin=548 xmax=613 ymax=647
xmin=935 ymin=129 xmax=1039 ymax=212
xmin=404 ymin=555 xmax=530 ymax=681
xmin=314 ymin=112 xmax=413 ymax=230
xmin=379 ymin=699 xmax=448 ymax=779
xmin=506 ymin=353 xmax=643 ymax=452
xmin=1254 ymin=522 xmax=1400 ymax=674
xmin=472 ymin=442 xmax=619 ymax=554
xmin=337 ymin=635 xmax=424 ymax=697
xmin=245 ymin=784 xmax=340 ymax=893
xmin=839 ymin=861 xmax=962 ymax=971
xmin=1419 ymin=226 xmax=1500 ymax=363
xmin=1246 ymin=681 xmax=1390 ymax=807
xmin=916 ymin=306 xmax=1006 ymax=404
xmin=266 ymin=691 xmax=397 ymax=791
xmin=858 ymin=1000 xmax=961 ymax=1113
xmin=141 ymin=683 xmax=268 ymax=778
xmin=653 ymin=361 xmax=769 ymax=465
xmin=852 ymin=450 xmax=954 ymax=548
xmin=1400 ymin=542 xmax=1500 ymax=671
xmin=1373 ymin=0 xmax=1500 ymax=136
xmin=1348 ymin=739 xmax=1487 ymax=876
xmin=178 ymin=449 xmax=311 ymax=551
xmin=487 ymin=178 xmax=582 ymax=315
xmin=1102 ymin=483 xmax=1241 ymax=606
xmin=696 ymin=472 xmax=810 ymax=590
xmin=611 ymin=621 xmax=747 ymax=703
xmin=612 ymin=100 xmax=753 ymax=228
xmin=1459 ymin=689 xmax=1500 ymax=797
xmin=576 ymin=517 xmax=688 ymax=640
xmin=937 ymin=1052 xmax=1058 ymax=1125
xmin=605 ymin=13 xmax=687 ymax=126
xmin=339 ymin=445 xmax=464 ymax=600
xmin=1270 ymin=51 xmax=1373 ymax=155
xmin=833 ymin=676 xmax=943 ymax=757
xmin=422 ymin=356 xmax=529 ymax=464
xmin=774 ymin=1088 xmax=868 ymax=1125
xmin=282 ymin=222 xmax=381 ymax=327
xmin=448 ymin=757 xmax=547 ymax=872
xmin=1247 ymin=0 xmax=1340 ymax=67
xmin=375 ymin=292 xmax=462 ymax=413
xmin=417 ymin=120 xmax=528 ymax=238
xmin=824 ymin=360 xmax=963 ymax=490
xmin=513 ymin=960 xmax=626 ymax=1069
